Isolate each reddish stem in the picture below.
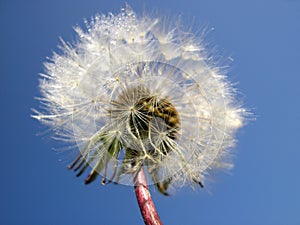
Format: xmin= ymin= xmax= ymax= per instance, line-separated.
xmin=134 ymin=167 xmax=163 ymax=225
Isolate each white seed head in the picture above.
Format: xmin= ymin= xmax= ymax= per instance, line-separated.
xmin=33 ymin=5 xmax=245 ymax=194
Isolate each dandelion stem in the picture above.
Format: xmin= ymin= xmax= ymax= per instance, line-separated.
xmin=134 ymin=167 xmax=163 ymax=225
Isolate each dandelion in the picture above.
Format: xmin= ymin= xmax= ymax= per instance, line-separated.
xmin=33 ymin=4 xmax=245 ymax=225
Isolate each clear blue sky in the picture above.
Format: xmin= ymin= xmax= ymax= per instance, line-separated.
xmin=1 ymin=0 xmax=299 ymax=224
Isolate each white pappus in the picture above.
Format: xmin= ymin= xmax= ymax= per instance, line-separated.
xmin=32 ymin=5 xmax=245 ymax=195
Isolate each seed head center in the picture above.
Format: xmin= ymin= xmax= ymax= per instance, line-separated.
xmin=110 ymin=85 xmax=181 ymax=157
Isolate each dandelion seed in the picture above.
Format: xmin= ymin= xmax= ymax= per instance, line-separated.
xmin=32 ymin=4 xmax=246 ymax=225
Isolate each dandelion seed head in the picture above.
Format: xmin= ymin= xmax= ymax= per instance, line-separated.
xmin=33 ymin=5 xmax=246 ymax=194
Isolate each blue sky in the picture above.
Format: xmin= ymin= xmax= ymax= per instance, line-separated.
xmin=1 ymin=0 xmax=299 ymax=225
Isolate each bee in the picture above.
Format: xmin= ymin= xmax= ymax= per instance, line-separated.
xmin=110 ymin=85 xmax=180 ymax=156
xmin=135 ymin=96 xmax=180 ymax=139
